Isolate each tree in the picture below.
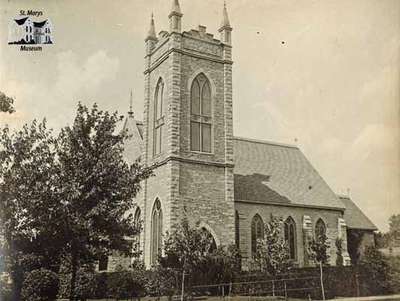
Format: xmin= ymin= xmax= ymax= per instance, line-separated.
xmin=0 ymin=120 xmax=61 ymax=299
xmin=0 ymin=92 xmax=15 ymax=113
xmin=359 ymin=246 xmax=392 ymax=295
xmin=0 ymin=103 xmax=151 ymax=300
xmin=253 ymin=214 xmax=292 ymax=276
xmin=160 ymin=218 xmax=217 ymax=299
xmin=308 ymin=234 xmax=330 ymax=300
xmin=54 ymin=103 xmax=152 ymax=300
xmin=388 ymin=214 xmax=400 ymax=245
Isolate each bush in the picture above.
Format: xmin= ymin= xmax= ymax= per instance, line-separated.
xmin=359 ymin=246 xmax=392 ymax=295
xmin=21 ymin=268 xmax=59 ymax=301
xmin=107 ymin=263 xmax=147 ymax=300
xmin=0 ymin=274 xmax=13 ymax=301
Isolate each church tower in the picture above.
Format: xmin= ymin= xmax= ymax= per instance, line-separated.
xmin=141 ymin=0 xmax=235 ymax=266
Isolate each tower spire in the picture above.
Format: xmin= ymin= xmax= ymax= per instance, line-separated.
xmin=221 ymin=1 xmax=230 ymax=28
xmin=170 ymin=0 xmax=182 ymax=15
xmin=146 ymin=13 xmax=157 ymax=41
xmin=218 ymin=1 xmax=232 ymax=45
xmin=128 ymin=90 xmax=134 ymax=117
xmin=169 ymin=0 xmax=183 ymax=33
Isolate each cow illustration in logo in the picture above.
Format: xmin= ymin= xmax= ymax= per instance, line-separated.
xmin=8 ymin=17 xmax=53 ymax=45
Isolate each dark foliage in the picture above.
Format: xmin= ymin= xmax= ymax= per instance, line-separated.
xmin=0 ymin=91 xmax=15 ymax=113
xmin=21 ymin=268 xmax=59 ymax=301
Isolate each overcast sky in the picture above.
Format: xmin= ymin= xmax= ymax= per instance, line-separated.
xmin=0 ymin=0 xmax=399 ymax=231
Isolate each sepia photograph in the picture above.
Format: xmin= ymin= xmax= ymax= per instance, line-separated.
xmin=0 ymin=0 xmax=399 ymax=300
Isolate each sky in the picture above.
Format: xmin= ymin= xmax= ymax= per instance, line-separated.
xmin=0 ymin=0 xmax=399 ymax=231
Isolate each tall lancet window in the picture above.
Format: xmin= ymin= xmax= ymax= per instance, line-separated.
xmin=150 ymin=199 xmax=163 ymax=265
xmin=284 ymin=216 xmax=297 ymax=260
xmin=154 ymin=79 xmax=165 ymax=156
xmin=190 ymin=73 xmax=212 ymax=152
xmin=315 ymin=218 xmax=326 ymax=241
xmin=251 ymin=214 xmax=264 ymax=256
xmin=133 ymin=207 xmax=141 ymax=253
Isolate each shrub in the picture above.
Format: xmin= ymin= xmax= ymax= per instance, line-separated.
xmin=359 ymin=246 xmax=392 ymax=295
xmin=108 ymin=263 xmax=147 ymax=300
xmin=145 ymin=265 xmax=177 ymax=298
xmin=21 ymin=268 xmax=59 ymax=301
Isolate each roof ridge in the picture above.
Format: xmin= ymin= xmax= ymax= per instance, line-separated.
xmin=233 ymin=136 xmax=298 ymax=149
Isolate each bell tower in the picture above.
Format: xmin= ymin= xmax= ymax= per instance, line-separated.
xmin=141 ymin=0 xmax=235 ymax=267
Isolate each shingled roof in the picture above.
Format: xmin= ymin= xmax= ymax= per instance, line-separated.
xmin=121 ymin=114 xmax=143 ymax=164
xmin=339 ymin=195 xmax=377 ymax=230
xmin=233 ymin=137 xmax=344 ymax=210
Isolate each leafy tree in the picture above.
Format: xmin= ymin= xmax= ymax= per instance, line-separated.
xmin=0 ymin=92 xmax=15 ymax=113
xmin=308 ymin=234 xmax=330 ymax=300
xmin=388 ymin=214 xmax=400 ymax=245
xmin=0 ymin=120 xmax=61 ymax=299
xmin=54 ymin=103 xmax=152 ymax=299
xmin=253 ymin=214 xmax=292 ymax=276
xmin=160 ymin=218 xmax=220 ymax=297
xmin=359 ymin=246 xmax=392 ymax=295
xmin=0 ymin=103 xmax=151 ymax=300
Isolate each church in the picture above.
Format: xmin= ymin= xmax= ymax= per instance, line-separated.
xmin=108 ymin=0 xmax=377 ymax=270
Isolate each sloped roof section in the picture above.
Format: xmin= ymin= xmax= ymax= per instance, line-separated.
xmin=121 ymin=114 xmax=143 ymax=165
xmin=233 ymin=137 xmax=344 ymax=210
xmin=339 ymin=195 xmax=377 ymax=231
xmin=15 ymin=17 xmax=29 ymax=25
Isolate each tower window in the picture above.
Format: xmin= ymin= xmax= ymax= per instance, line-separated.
xmin=284 ymin=216 xmax=297 ymax=260
xmin=190 ymin=73 xmax=212 ymax=152
xmin=251 ymin=214 xmax=264 ymax=256
xmin=150 ymin=199 xmax=163 ymax=265
xmin=153 ymin=79 xmax=165 ymax=156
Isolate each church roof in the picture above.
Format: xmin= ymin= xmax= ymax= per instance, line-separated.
xmin=15 ymin=17 xmax=29 ymax=25
xmin=121 ymin=114 xmax=143 ymax=164
xmin=339 ymin=195 xmax=377 ymax=231
xmin=233 ymin=136 xmax=345 ymax=210
xmin=33 ymin=20 xmax=47 ymax=28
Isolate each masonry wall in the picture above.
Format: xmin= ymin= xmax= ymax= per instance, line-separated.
xmin=235 ymin=202 xmax=345 ymax=268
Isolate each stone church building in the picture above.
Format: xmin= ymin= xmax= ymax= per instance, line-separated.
xmin=105 ymin=0 xmax=377 ymax=270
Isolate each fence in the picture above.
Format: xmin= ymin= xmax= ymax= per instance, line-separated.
xmin=187 ymin=276 xmax=322 ymax=300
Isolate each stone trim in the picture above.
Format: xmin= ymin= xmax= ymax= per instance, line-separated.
xmin=144 ymin=48 xmax=233 ymax=74
xmin=150 ymin=155 xmax=235 ymax=169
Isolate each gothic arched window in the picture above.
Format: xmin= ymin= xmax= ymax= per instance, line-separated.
xmin=150 ymin=199 xmax=163 ymax=265
xmin=190 ymin=73 xmax=212 ymax=153
xmin=201 ymin=227 xmax=217 ymax=253
xmin=284 ymin=217 xmax=297 ymax=260
xmin=154 ymin=79 xmax=165 ymax=156
xmin=235 ymin=211 xmax=240 ymax=249
xmin=315 ymin=218 xmax=326 ymax=241
xmin=251 ymin=214 xmax=264 ymax=255
xmin=133 ymin=207 xmax=141 ymax=252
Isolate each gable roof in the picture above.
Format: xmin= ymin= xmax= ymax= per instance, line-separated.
xmin=121 ymin=114 xmax=143 ymax=164
xmin=33 ymin=20 xmax=47 ymax=28
xmin=233 ymin=137 xmax=344 ymax=210
xmin=15 ymin=17 xmax=29 ymax=25
xmin=339 ymin=195 xmax=377 ymax=231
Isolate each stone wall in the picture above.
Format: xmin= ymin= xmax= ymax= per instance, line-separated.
xmin=235 ymin=201 xmax=345 ymax=268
